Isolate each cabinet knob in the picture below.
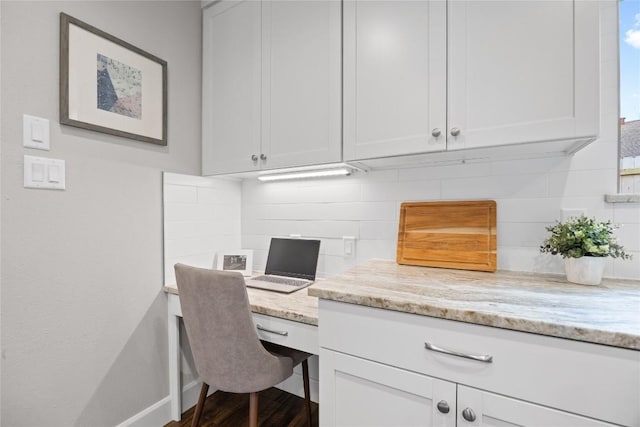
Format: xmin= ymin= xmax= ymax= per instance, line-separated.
xmin=462 ymin=408 xmax=476 ymax=422
xmin=436 ymin=400 xmax=450 ymax=414
xmin=450 ymin=127 xmax=461 ymax=137
xmin=431 ymin=128 xmax=442 ymax=138
xmin=260 ymin=153 xmax=267 ymax=161
xmin=251 ymin=154 xmax=258 ymax=161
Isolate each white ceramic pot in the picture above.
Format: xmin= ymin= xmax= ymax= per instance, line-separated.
xmin=564 ymin=256 xmax=606 ymax=286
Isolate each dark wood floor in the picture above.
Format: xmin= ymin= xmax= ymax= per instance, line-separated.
xmin=164 ymin=387 xmax=319 ymax=427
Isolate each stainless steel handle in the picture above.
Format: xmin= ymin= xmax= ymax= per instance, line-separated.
xmin=251 ymin=154 xmax=258 ymax=161
xmin=450 ymin=127 xmax=461 ymax=137
xmin=462 ymin=408 xmax=476 ymax=422
xmin=431 ymin=128 xmax=442 ymax=138
xmin=424 ymin=341 xmax=493 ymax=363
xmin=256 ymin=324 xmax=288 ymax=336
xmin=436 ymin=400 xmax=450 ymax=414
xmin=260 ymin=153 xmax=267 ymax=161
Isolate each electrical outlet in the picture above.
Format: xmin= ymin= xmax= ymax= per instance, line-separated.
xmin=343 ymin=236 xmax=356 ymax=257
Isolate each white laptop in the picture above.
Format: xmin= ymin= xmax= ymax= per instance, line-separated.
xmin=246 ymin=238 xmax=321 ymax=293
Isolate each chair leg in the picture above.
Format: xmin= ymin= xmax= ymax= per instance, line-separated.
xmin=302 ymin=359 xmax=312 ymax=427
xmin=249 ymin=392 xmax=259 ymax=427
xmin=191 ymin=382 xmax=209 ymax=427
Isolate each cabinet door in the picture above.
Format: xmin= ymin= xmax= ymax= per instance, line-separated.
xmin=447 ymin=1 xmax=599 ymax=151
xmin=202 ymin=1 xmax=262 ymax=175
xmin=261 ymin=0 xmax=341 ymax=169
xmin=319 ymin=349 xmax=456 ymax=427
xmin=457 ymin=386 xmax=616 ymax=427
xmin=343 ymin=0 xmax=447 ymax=161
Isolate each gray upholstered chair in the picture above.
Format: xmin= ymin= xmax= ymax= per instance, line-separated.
xmin=174 ymin=263 xmax=313 ymax=427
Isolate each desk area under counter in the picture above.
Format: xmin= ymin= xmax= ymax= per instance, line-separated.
xmin=164 ymin=283 xmax=319 ymax=421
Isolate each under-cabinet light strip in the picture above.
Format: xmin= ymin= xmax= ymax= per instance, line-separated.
xmin=257 ymin=168 xmax=351 ymax=182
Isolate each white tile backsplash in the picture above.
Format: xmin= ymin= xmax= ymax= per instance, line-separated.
xmin=395 ymin=180 xmax=442 ymax=201
xmin=612 ymin=253 xmax=640 ymax=279
xmin=614 ymin=205 xmax=640 ymax=224
xmin=399 ymin=161 xmax=490 ymax=181
xmin=163 ymin=173 xmax=242 ymax=285
xmin=164 ymin=184 xmax=198 ymax=203
xmin=547 ymin=169 xmax=618 ymax=198
xmin=359 ymin=221 xmax=398 ymax=240
xmin=495 ymin=198 xmax=560 ymax=223
xmin=616 ymin=223 xmax=640 ymax=252
xmin=241 ymin=141 xmax=639 ymax=280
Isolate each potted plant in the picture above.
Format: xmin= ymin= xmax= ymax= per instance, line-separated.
xmin=540 ymin=215 xmax=632 ymax=285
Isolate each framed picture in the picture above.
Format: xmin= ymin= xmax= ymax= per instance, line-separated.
xmin=216 ymin=250 xmax=253 ymax=277
xmin=60 ymin=13 xmax=167 ymax=145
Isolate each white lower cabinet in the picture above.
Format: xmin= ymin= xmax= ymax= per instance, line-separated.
xmin=320 ymin=350 xmax=615 ymax=427
xmin=320 ymin=349 xmax=456 ymax=427
xmin=456 ymin=386 xmax=614 ymax=427
xmin=318 ymin=300 xmax=639 ymax=427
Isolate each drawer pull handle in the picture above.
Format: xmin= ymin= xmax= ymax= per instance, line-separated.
xmin=436 ymin=400 xmax=450 ymax=414
xmin=257 ymin=324 xmax=288 ymax=336
xmin=424 ymin=341 xmax=493 ymax=363
xmin=462 ymin=408 xmax=476 ymax=422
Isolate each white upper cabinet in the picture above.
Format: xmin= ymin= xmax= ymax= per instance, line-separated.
xmin=447 ymin=1 xmax=599 ymax=151
xmin=343 ymin=0 xmax=447 ymax=161
xmin=261 ymin=1 xmax=342 ymax=170
xmin=202 ymin=1 xmax=261 ymax=175
xmin=343 ymin=0 xmax=599 ymax=161
xmin=202 ymin=0 xmax=341 ymax=175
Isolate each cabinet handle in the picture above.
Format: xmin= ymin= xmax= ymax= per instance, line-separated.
xmin=424 ymin=341 xmax=493 ymax=363
xmin=436 ymin=400 xmax=450 ymax=414
xmin=431 ymin=128 xmax=442 ymax=138
xmin=462 ymin=408 xmax=476 ymax=422
xmin=450 ymin=127 xmax=461 ymax=137
xmin=251 ymin=154 xmax=258 ymax=161
xmin=256 ymin=324 xmax=288 ymax=336
xmin=260 ymin=153 xmax=267 ymax=161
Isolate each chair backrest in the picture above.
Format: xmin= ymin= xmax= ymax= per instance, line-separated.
xmin=174 ymin=263 xmax=293 ymax=393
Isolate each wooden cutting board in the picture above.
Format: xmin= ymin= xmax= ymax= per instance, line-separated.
xmin=397 ymin=200 xmax=497 ymax=272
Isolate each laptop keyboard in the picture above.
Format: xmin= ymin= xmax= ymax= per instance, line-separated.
xmin=252 ymin=275 xmax=309 ymax=287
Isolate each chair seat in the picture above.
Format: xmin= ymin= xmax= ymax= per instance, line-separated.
xmin=261 ymin=340 xmax=311 ymax=367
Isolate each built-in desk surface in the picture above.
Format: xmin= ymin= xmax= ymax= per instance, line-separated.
xmin=164 ymin=283 xmax=318 ymax=326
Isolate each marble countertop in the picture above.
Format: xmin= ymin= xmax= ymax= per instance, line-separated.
xmin=307 ymin=259 xmax=640 ymax=350
xmin=164 ymin=283 xmax=319 ymax=326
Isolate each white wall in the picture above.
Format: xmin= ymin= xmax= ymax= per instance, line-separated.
xmin=241 ymin=1 xmax=640 ymax=281
xmin=1 ymin=1 xmax=202 ymax=425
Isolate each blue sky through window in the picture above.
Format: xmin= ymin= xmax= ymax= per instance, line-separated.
xmin=621 ymin=0 xmax=640 ymax=121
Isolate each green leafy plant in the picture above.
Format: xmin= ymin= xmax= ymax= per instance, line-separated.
xmin=540 ymin=215 xmax=632 ymax=259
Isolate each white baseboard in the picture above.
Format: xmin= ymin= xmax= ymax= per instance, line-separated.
xmin=117 ymin=372 xmax=319 ymax=426
xmin=115 ymin=380 xmax=212 ymax=427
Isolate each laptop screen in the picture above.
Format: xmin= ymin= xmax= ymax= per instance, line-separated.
xmin=264 ymin=238 xmax=321 ymax=281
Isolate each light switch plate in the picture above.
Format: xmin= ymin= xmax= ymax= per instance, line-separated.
xmin=24 ymin=155 xmax=65 ymax=190
xmin=23 ymin=114 xmax=50 ymax=150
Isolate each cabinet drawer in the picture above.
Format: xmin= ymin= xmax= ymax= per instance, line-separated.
xmin=319 ymin=300 xmax=639 ymax=427
xmin=253 ymin=313 xmax=318 ymax=355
